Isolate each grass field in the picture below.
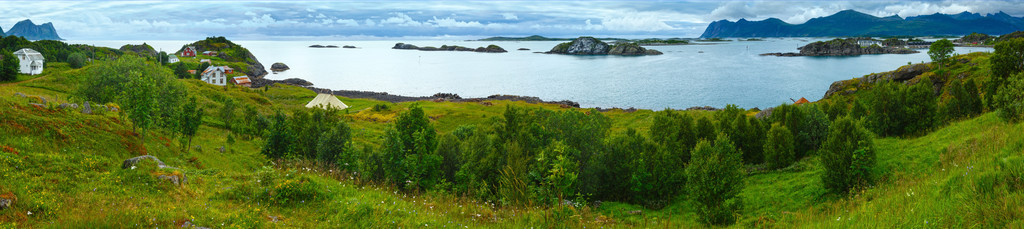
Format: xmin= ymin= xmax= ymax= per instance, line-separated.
xmin=0 ymin=54 xmax=1022 ymax=228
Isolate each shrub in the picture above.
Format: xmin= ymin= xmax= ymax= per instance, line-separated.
xmin=996 ymin=72 xmax=1024 ymax=122
xmin=686 ymin=133 xmax=744 ymax=225
xmin=315 ymin=121 xmax=355 ymax=171
xmin=0 ymin=51 xmax=16 ymax=82
xmin=695 ymin=116 xmax=716 ymax=142
xmin=799 ymin=104 xmax=831 ymax=155
xmin=986 ymin=38 xmax=1024 ymax=109
xmin=864 ymin=78 xmax=937 ymax=136
xmin=764 ymin=123 xmax=795 ymax=169
xmin=649 ymin=110 xmax=696 ymax=163
xmin=940 ymin=79 xmax=984 ymax=121
xmin=820 ymin=116 xmax=875 ymax=194
xmin=382 ymin=105 xmax=440 ymax=190
xmin=67 ymin=52 xmax=88 ymax=68
xmin=261 ymin=111 xmax=291 ymax=159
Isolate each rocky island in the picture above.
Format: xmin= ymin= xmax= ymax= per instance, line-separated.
xmin=761 ymin=38 xmax=918 ymax=57
xmin=546 ymin=36 xmax=663 ymax=56
xmin=309 ymin=45 xmax=339 ymax=48
xmin=392 ymin=43 xmax=508 ymax=53
xmin=270 ymin=62 xmax=290 ymax=72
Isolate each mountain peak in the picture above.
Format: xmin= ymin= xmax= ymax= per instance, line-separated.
xmin=5 ymin=19 xmax=62 ymax=40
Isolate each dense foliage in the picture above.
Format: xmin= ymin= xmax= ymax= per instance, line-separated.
xmin=0 ymin=51 xmax=15 ymax=81
xmin=764 ymin=123 xmax=795 ymax=169
xmin=864 ymin=78 xmax=937 ymax=136
xmin=996 ymin=72 xmax=1024 ymax=122
xmin=939 ymin=79 xmax=983 ymax=121
xmin=76 ymin=56 xmax=187 ymax=139
xmin=685 ymin=134 xmax=744 ymax=225
xmin=820 ymin=117 xmax=875 ymax=194
xmin=928 ymin=39 xmax=955 ymax=66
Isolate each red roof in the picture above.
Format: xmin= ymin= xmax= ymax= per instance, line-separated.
xmin=794 ymin=97 xmax=810 ymax=105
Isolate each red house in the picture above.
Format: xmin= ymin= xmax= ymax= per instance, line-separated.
xmin=223 ymin=66 xmax=234 ymax=74
xmin=182 ymin=46 xmax=196 ymax=57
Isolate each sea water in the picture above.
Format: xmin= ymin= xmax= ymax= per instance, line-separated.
xmin=76 ymin=39 xmax=993 ymax=110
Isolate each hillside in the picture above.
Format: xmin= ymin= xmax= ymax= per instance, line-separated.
xmin=1 ymin=38 xmax=1023 ymax=228
xmin=701 ymin=10 xmax=1024 ymax=38
xmin=176 ymin=37 xmax=267 ymax=79
xmin=4 ymin=19 xmax=62 ymax=40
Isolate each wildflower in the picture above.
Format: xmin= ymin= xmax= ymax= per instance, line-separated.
xmin=27 ymin=211 xmax=32 ymax=215
xmin=836 ymin=216 xmax=840 ymax=221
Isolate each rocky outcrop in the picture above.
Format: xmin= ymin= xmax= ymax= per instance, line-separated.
xmin=122 ymin=155 xmax=187 ymax=186
xmin=548 ymin=37 xmax=662 ymax=56
xmin=119 ymin=43 xmax=158 ymax=57
xmin=822 ymin=63 xmax=933 ymax=99
xmin=762 ymin=38 xmax=919 ymax=56
xmin=343 ymin=45 xmax=357 ymax=48
xmin=270 ymin=62 xmax=290 ymax=72
xmin=547 ymin=37 xmax=610 ymax=55
xmin=392 ymin=43 xmax=507 ymax=53
xmin=250 ymin=78 xmax=313 ymax=88
xmin=177 ymin=37 xmax=268 ymax=79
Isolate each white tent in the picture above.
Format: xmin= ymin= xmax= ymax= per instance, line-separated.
xmin=305 ymin=94 xmax=348 ymax=110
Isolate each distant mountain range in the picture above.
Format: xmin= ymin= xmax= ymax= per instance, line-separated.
xmin=2 ymin=19 xmax=62 ymax=40
xmin=700 ymin=10 xmax=1024 ymax=38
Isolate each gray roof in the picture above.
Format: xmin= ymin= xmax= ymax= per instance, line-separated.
xmin=13 ymin=48 xmax=44 ymax=61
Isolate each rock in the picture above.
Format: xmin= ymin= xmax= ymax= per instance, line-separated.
xmin=218 ymin=146 xmax=226 ymax=153
xmin=548 ymin=37 xmax=661 ymax=56
xmin=82 ymin=101 xmax=92 ymax=114
xmin=122 ymin=155 xmax=167 ymax=169
xmin=270 ymin=62 xmax=290 ymax=72
xmin=548 ymin=36 xmax=610 ymax=55
xmin=309 ymin=44 xmax=325 ymax=48
xmin=755 ymin=107 xmax=774 ymax=119
xmin=0 ymin=195 xmax=12 ymax=210
xmin=343 ymin=45 xmax=356 ymax=49
xmin=13 ymin=92 xmax=26 ymax=98
xmin=517 ymin=48 xmax=530 ymax=51
xmin=58 ymin=103 xmax=78 ymax=109
xmin=392 ymin=43 xmax=419 ymax=50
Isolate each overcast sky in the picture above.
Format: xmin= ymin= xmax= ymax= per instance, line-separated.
xmin=3 ymin=0 xmax=1023 ymax=40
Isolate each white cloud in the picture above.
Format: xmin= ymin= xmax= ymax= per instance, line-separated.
xmin=380 ymin=12 xmax=423 ymax=26
xmin=428 ymin=16 xmax=484 ymax=28
xmin=502 ymin=13 xmax=519 ymax=20
xmin=335 ymin=19 xmax=359 ymax=26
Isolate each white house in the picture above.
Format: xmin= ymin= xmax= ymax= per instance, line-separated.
xmin=858 ymin=40 xmax=882 ymax=47
xmin=167 ymin=54 xmax=179 ymax=64
xmin=201 ymin=66 xmax=229 ymax=86
xmin=13 ymin=48 xmax=44 ymax=75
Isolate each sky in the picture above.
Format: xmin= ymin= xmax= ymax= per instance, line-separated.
xmin=2 ymin=0 xmax=1023 ymax=40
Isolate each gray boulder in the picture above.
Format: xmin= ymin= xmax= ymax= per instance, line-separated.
xmin=59 ymin=103 xmax=78 ymax=109
xmin=13 ymin=92 xmax=26 ymax=98
xmin=121 ymin=155 xmax=167 ymax=169
xmin=270 ymin=62 xmax=289 ymax=71
xmin=82 ymin=101 xmax=92 ymax=114
xmin=392 ymin=43 xmax=419 ymax=50
xmin=0 ymin=197 xmax=11 ymax=210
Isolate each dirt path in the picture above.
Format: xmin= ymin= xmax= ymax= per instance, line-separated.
xmin=0 ymin=74 xmax=47 ymax=87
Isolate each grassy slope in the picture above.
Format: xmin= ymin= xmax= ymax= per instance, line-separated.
xmin=1 ymin=54 xmax=1021 ymax=227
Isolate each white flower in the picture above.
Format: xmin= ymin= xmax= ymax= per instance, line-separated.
xmin=27 ymin=211 xmax=32 ymax=215
xmin=131 ymin=166 xmax=136 ymax=170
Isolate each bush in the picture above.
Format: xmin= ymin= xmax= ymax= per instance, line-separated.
xmin=695 ymin=116 xmax=716 ymax=142
xmin=986 ymin=38 xmax=1024 ymax=109
xmin=686 ymin=133 xmax=744 ymax=225
xmin=864 ymin=78 xmax=937 ymax=136
xmin=764 ymin=124 xmax=795 ymax=169
xmin=382 ymin=105 xmax=440 ymax=190
xmin=0 ymin=51 xmax=17 ymax=82
xmin=940 ymin=79 xmax=984 ymax=121
xmin=820 ymin=116 xmax=875 ymax=194
xmin=261 ymin=111 xmax=291 ymax=159
xmin=315 ymin=122 xmax=355 ymax=171
xmin=67 ymin=52 xmax=88 ymax=68
xmin=996 ymin=72 xmax=1024 ymax=122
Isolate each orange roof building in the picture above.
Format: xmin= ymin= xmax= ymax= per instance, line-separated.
xmin=794 ymin=97 xmax=810 ymax=105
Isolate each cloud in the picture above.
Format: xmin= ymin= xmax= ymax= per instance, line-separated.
xmin=502 ymin=13 xmax=519 ymax=20
xmin=380 ymin=12 xmax=423 ymax=27
xmin=335 ymin=19 xmax=359 ymax=26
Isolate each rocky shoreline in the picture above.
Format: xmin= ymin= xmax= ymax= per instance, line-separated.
xmin=392 ymin=43 xmax=508 ymax=53
xmin=308 ymin=87 xmax=581 ymax=108
xmin=761 ymin=38 xmax=919 ymax=57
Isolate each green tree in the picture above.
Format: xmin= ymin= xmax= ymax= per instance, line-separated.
xmin=695 ymin=116 xmax=716 ymax=142
xmin=261 ymin=111 xmax=291 ymax=160
xmin=764 ymin=124 xmax=795 ymax=169
xmin=820 ymin=116 xmax=875 ymax=194
xmin=686 ymin=133 xmax=744 ymax=225
xmin=988 ymin=38 xmax=1024 ymax=110
xmin=864 ymin=78 xmax=937 ymax=137
xmin=315 ymin=121 xmax=355 ymax=170
xmin=219 ymin=97 xmax=237 ymax=131
xmin=158 ymin=51 xmax=168 ymax=65
xmin=172 ymin=62 xmax=190 ymax=79
xmin=940 ymin=79 xmax=984 ymax=121
xmin=383 ymin=104 xmax=441 ymax=190
xmin=67 ymin=52 xmax=88 ymax=69
xmin=0 ymin=51 xmax=17 ymax=82
xmin=178 ymin=97 xmax=203 ymax=152
xmin=996 ymin=72 xmax=1024 ymax=122
xmin=928 ymin=39 xmax=955 ymax=67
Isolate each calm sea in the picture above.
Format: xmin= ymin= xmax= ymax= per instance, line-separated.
xmin=75 ymin=39 xmax=993 ymax=110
